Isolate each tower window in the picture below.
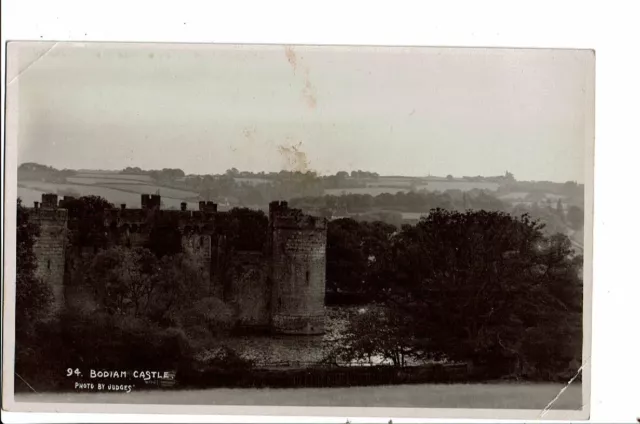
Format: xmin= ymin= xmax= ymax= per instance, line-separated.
xmin=47 ymin=259 xmax=51 ymax=270
xmin=305 ymin=271 xmax=310 ymax=285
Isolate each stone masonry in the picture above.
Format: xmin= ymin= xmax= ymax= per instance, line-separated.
xmin=30 ymin=194 xmax=68 ymax=316
xmin=269 ymin=201 xmax=327 ymax=335
xmin=27 ymin=193 xmax=328 ymax=335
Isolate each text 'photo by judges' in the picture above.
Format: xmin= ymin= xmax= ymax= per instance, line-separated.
xmin=2 ymin=42 xmax=594 ymax=420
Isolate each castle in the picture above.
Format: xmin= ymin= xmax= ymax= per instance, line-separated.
xmin=28 ymin=193 xmax=328 ymax=335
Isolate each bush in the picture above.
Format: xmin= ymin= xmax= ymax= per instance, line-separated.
xmin=15 ymin=310 xmax=196 ymax=392
xmin=180 ymin=297 xmax=236 ymax=331
xmin=204 ymin=346 xmax=255 ymax=370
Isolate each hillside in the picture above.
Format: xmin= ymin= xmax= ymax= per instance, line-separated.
xmin=17 ymin=164 xmax=585 ymax=247
xmin=18 ymin=165 xmax=202 ymax=210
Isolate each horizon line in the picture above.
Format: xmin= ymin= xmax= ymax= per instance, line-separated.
xmin=18 ymin=162 xmax=583 ymax=185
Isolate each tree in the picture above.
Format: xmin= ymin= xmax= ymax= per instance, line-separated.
xmin=62 ymin=195 xmax=114 ymax=248
xmin=146 ymin=215 xmax=183 ymax=258
xmin=562 ymin=181 xmax=580 ymax=197
xmin=567 ymin=206 xmax=584 ymax=231
xmin=466 ymin=191 xmax=507 ymax=212
xmin=216 ymin=208 xmax=268 ymax=252
xmin=326 ymin=219 xmax=395 ymax=298
xmin=152 ymin=253 xmax=211 ymax=324
xmin=326 ymin=219 xmax=369 ymax=294
xmin=327 ymin=307 xmax=415 ymax=366
xmin=446 ymin=174 xmax=454 ymax=181
xmin=355 ymin=211 xmax=403 ymax=228
xmin=88 ymin=246 xmax=160 ymax=317
xmin=178 ymin=296 xmax=236 ymax=338
xmin=208 ymin=208 xmax=269 ymax=301
xmin=87 ymin=246 xmax=208 ymax=322
xmin=366 ymin=209 xmax=583 ymax=378
xmin=556 ymin=198 xmax=565 ymax=221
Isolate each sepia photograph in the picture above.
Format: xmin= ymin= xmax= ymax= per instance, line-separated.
xmin=3 ymin=42 xmax=594 ymax=419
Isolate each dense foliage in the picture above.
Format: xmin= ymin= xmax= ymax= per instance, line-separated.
xmin=291 ymin=190 xmax=508 ymax=214
xmin=146 ymin=214 xmax=184 ymax=258
xmin=326 ymin=219 xmax=395 ymax=295
xmin=213 ymin=208 xmax=269 ymax=252
xmin=326 ymin=209 xmax=583 ymax=380
xmin=87 ymin=246 xmax=212 ymax=323
xmin=62 ymin=195 xmax=114 ymax=248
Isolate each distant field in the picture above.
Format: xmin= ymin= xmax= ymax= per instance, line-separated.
xmin=499 ymin=192 xmax=568 ymax=201
xmin=75 ymin=172 xmax=154 ymax=182
xmin=18 ymin=182 xmax=200 ymax=210
xmin=235 ymin=177 xmax=271 ymax=186
xmin=417 ymin=181 xmax=500 ymax=192
xmin=67 ymin=177 xmax=148 ymax=185
xmin=377 ymin=176 xmax=419 ymax=183
xmin=367 ymin=181 xmax=414 ymax=188
xmin=499 ymin=192 xmax=530 ymax=200
xmin=68 ymin=173 xmax=198 ymax=199
xmin=19 ymin=182 xmax=143 ymax=205
xmin=16 ymin=382 xmax=582 ymax=410
xmin=367 ymin=178 xmax=500 ymax=192
xmin=401 ymin=212 xmax=428 ymax=220
xmin=324 ymin=187 xmax=409 ymax=196
xmin=324 ymin=181 xmax=500 ymax=196
xmin=18 ymin=169 xmax=200 ymax=210
xmin=99 ymin=183 xmax=198 ymax=199
xmin=16 ymin=187 xmax=49 ymax=206
xmin=542 ymin=193 xmax=566 ymax=200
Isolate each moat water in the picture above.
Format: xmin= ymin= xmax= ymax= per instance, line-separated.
xmin=206 ymin=306 xmax=376 ymax=368
xmin=208 ymin=306 xmax=425 ymax=368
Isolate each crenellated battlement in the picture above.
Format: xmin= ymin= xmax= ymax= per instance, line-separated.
xmin=41 ymin=193 xmax=59 ymax=209
xmin=102 ymin=200 xmax=220 ymax=230
xmin=31 ymin=208 xmax=69 ymax=222
xmin=269 ymin=201 xmax=327 ymax=231
xmin=198 ymin=201 xmax=218 ymax=213
xmin=271 ymin=213 xmax=327 ymax=231
xmin=141 ymin=194 xmax=161 ymax=210
xmin=27 ymin=193 xmax=68 ymax=318
xmin=31 ymin=194 xmax=69 ymax=222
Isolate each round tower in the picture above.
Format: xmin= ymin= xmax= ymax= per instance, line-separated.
xmin=269 ymin=201 xmax=327 ymax=335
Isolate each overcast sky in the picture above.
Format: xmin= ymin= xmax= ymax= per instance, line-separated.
xmin=9 ymin=42 xmax=593 ymax=182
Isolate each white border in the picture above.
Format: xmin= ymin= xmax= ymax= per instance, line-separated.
xmin=1 ymin=41 xmax=594 ymax=422
xmin=2 ymin=0 xmax=639 ymax=423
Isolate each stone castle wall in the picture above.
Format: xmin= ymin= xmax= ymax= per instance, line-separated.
xmin=26 ymin=194 xmax=328 ymax=335
xmin=269 ymin=201 xmax=328 ymax=335
xmin=226 ymin=252 xmax=271 ymax=328
xmin=30 ymin=206 xmax=68 ymax=317
xmin=64 ymin=245 xmax=99 ymax=314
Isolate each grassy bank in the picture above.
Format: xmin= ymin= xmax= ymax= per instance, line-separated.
xmin=15 ymin=382 xmax=582 ymax=410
